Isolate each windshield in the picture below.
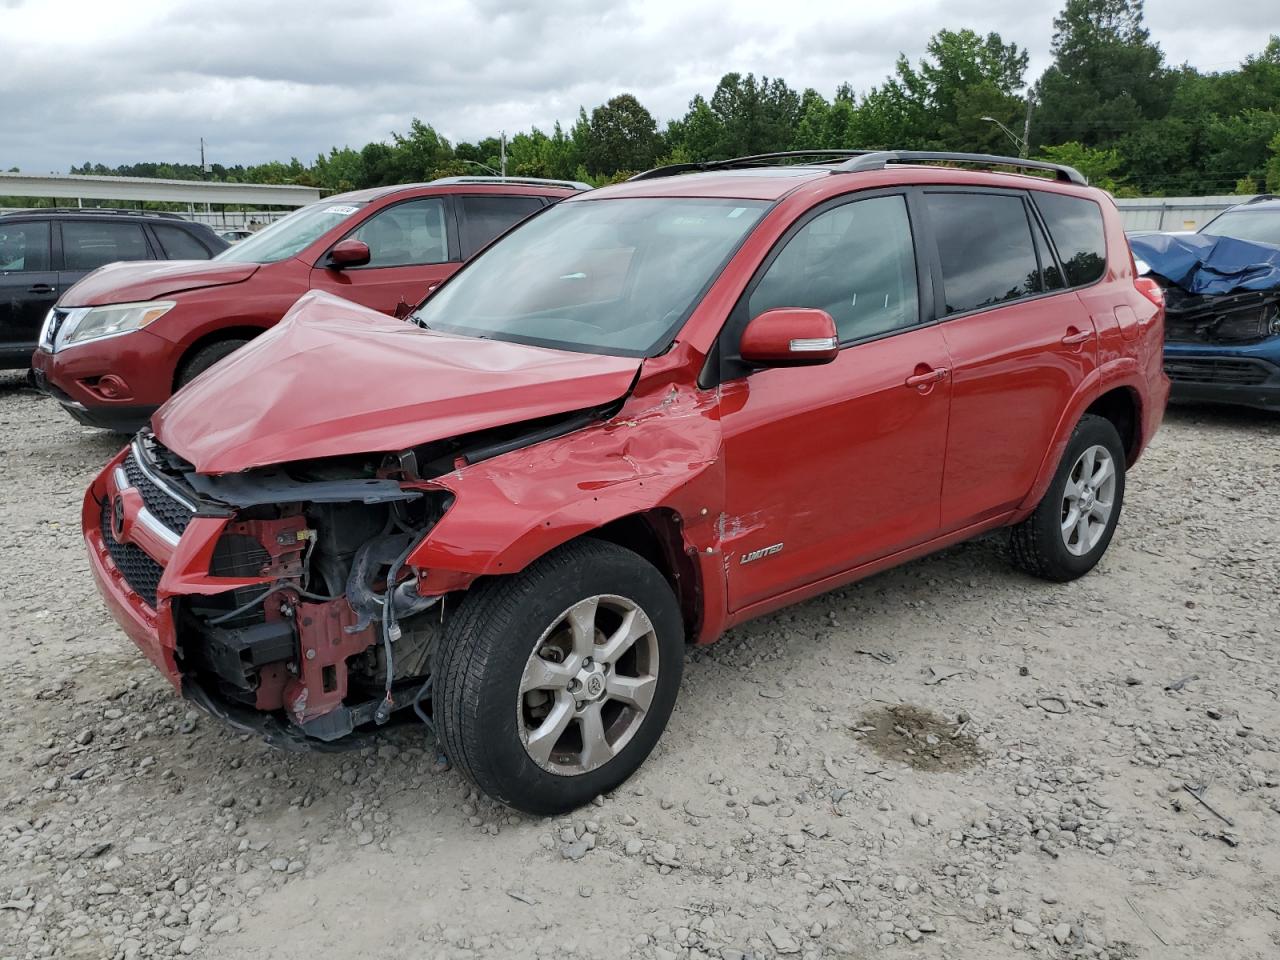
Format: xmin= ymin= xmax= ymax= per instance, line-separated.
xmin=1200 ymin=210 xmax=1280 ymax=246
xmin=414 ymin=197 xmax=769 ymax=356
xmin=215 ymin=201 xmax=367 ymax=264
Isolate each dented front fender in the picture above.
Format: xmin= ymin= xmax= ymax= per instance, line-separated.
xmin=406 ymin=380 xmax=732 ymax=642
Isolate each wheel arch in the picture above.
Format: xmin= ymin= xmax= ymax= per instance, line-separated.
xmin=1084 ymin=385 xmax=1142 ymax=465
xmin=590 ymin=511 xmax=705 ymax=642
xmin=172 ymin=326 xmax=266 ymax=391
xmin=1016 ymin=366 xmax=1149 ymax=518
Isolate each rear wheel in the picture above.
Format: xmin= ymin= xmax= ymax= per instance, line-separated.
xmin=434 ymin=538 xmax=684 ymax=815
xmin=1009 ymin=414 xmax=1126 ymax=582
xmin=176 ymin=339 xmax=248 ymax=388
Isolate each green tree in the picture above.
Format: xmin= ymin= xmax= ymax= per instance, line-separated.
xmin=1034 ymin=0 xmax=1174 ymax=150
xmin=903 ymin=29 xmax=1030 ymax=150
xmin=585 ymin=94 xmax=661 ymax=176
xmin=1038 ymin=141 xmax=1129 ymax=192
xmin=706 ymin=73 xmax=802 ymax=157
xmin=388 ymin=119 xmax=454 ymax=181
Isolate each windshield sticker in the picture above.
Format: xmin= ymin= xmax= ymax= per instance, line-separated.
xmin=322 ymin=205 xmax=359 ymax=216
xmin=728 ymin=207 xmax=749 ymax=218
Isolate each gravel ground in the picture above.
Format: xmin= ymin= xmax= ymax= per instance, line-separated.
xmin=1 ymin=370 xmax=1278 ymax=960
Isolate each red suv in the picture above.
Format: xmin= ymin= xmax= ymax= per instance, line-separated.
xmin=83 ymin=151 xmax=1168 ymax=814
xmin=32 ymin=177 xmax=586 ymax=432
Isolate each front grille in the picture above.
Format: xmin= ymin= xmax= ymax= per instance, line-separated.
xmin=40 ymin=307 xmax=68 ymax=351
xmin=1165 ymin=357 xmax=1271 ymax=386
xmin=123 ymin=451 xmax=194 ymax=535
xmin=100 ymin=505 xmax=163 ymax=608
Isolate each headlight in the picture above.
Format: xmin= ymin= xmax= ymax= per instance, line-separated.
xmin=58 ymin=301 xmax=176 ymax=349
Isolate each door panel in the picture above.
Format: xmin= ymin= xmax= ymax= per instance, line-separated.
xmin=310 ymin=197 xmax=458 ymax=314
xmin=720 ymin=324 xmax=952 ymax=611
xmin=920 ymin=189 xmax=1099 ymax=531
xmin=0 ymin=220 xmax=56 ymax=362
xmin=938 ymin=295 xmax=1096 ymax=529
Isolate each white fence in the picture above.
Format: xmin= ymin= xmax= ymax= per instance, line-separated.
xmin=1113 ymin=195 xmax=1260 ymax=232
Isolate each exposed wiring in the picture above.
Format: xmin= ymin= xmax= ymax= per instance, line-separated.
xmin=300 ymin=532 xmax=316 ymax=592
xmin=205 ymin=582 xmax=342 ymax=626
xmin=374 ymin=538 xmax=418 ymax=725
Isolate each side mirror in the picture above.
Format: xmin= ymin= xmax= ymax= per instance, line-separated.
xmin=325 ymin=239 xmax=371 ymax=270
xmin=739 ymin=308 xmax=839 ymax=367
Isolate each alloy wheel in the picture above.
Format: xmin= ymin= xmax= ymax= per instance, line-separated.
xmin=517 ymin=595 xmax=660 ymax=776
xmin=1060 ymin=443 xmax=1116 ymax=556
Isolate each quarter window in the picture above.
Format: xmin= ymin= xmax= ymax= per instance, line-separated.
xmin=749 ymin=195 xmax=920 ymax=342
xmin=348 ymin=198 xmax=450 ymax=268
xmin=62 ymin=221 xmax=151 ymax=271
xmin=459 ymin=196 xmax=546 ymax=255
xmin=0 ymin=221 xmax=51 ymax=272
xmin=153 ymin=223 xmax=213 ymax=259
xmin=926 ymin=193 xmax=1041 ymax=315
xmin=1034 ymin=192 xmax=1107 ymax=286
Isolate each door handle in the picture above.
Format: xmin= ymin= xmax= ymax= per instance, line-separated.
xmin=904 ymin=367 xmax=949 ymax=388
xmin=1061 ymin=329 xmax=1093 ymax=346
xmin=28 ymin=283 xmax=56 ymax=295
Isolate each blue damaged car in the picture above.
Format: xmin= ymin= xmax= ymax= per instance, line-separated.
xmin=1131 ymin=199 xmax=1280 ymax=413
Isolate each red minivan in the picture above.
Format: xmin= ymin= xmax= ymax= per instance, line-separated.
xmin=32 ymin=178 xmax=586 ymax=431
xmin=82 ymin=151 xmax=1169 ymax=814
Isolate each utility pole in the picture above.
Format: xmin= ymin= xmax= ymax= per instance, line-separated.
xmin=500 ymin=132 xmax=507 ymax=177
xmin=1021 ymin=95 xmax=1035 ymax=159
xmin=200 ymin=137 xmax=207 ymax=179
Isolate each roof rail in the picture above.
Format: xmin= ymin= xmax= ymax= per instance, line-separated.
xmin=4 ymin=206 xmax=187 ymax=218
xmin=1243 ymin=194 xmax=1278 ymax=205
xmin=832 ymin=151 xmax=1088 ymax=185
xmin=428 ymin=175 xmax=592 ymax=191
xmin=630 ymin=150 xmax=873 ymax=181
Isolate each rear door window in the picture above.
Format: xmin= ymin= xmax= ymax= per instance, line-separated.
xmin=748 ymin=194 xmax=919 ymax=342
xmin=0 ymin=221 xmax=52 ymax=271
xmin=1033 ymin=192 xmax=1107 ymax=286
xmin=152 ymin=223 xmax=213 ymax=259
xmin=61 ymin=221 xmax=152 ymax=271
xmin=458 ymin=196 xmax=546 ymax=257
xmin=925 ymin=193 xmax=1040 ymax=315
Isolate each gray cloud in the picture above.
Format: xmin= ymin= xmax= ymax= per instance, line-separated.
xmin=0 ymin=0 xmax=1268 ymax=172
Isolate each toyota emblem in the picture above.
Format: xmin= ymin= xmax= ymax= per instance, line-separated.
xmin=110 ymin=496 xmax=126 ymax=540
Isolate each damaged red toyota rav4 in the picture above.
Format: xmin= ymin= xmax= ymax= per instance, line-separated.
xmin=85 ymin=151 xmax=1168 ymax=814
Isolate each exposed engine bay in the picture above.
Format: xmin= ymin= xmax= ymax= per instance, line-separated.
xmin=1162 ymin=286 xmax=1280 ymax=345
xmin=92 ymin=366 xmax=629 ymax=748
xmin=127 ymin=412 xmax=614 ymax=748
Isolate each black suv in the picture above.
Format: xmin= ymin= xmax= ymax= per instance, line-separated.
xmin=0 ymin=209 xmax=228 ymax=371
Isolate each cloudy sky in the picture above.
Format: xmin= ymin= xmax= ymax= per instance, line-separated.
xmin=0 ymin=0 xmax=1265 ymax=172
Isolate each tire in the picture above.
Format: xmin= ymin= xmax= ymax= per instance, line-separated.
xmin=434 ymin=538 xmax=684 ymax=815
xmin=1009 ymin=413 xmax=1126 ymax=582
xmin=176 ymin=339 xmax=249 ymax=388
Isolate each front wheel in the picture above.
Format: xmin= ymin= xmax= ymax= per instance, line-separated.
xmin=176 ymin=339 xmax=249 ymax=389
xmin=434 ymin=538 xmax=685 ymax=815
xmin=1009 ymin=414 xmax=1126 ymax=582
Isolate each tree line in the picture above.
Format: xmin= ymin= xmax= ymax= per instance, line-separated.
xmin=22 ymin=1 xmax=1280 ymax=199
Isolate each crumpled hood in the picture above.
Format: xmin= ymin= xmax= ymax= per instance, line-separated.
xmin=152 ymin=291 xmax=642 ymax=474
xmin=60 ymin=259 xmax=259 ymax=306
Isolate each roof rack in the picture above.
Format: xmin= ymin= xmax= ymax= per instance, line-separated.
xmin=428 ymin=176 xmax=592 ymax=191
xmin=629 ymin=150 xmax=872 ymax=181
xmin=5 ymin=206 xmax=186 ymax=219
xmin=832 ymin=151 xmax=1087 ymax=185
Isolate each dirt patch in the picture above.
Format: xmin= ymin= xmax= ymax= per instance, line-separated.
xmin=854 ymin=703 xmax=981 ymax=771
